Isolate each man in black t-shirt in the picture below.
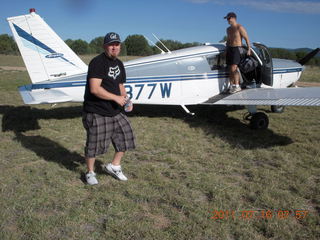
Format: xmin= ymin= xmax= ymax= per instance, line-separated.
xmin=82 ymin=32 xmax=135 ymax=185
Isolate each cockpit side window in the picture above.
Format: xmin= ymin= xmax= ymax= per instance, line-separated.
xmin=206 ymin=52 xmax=227 ymax=70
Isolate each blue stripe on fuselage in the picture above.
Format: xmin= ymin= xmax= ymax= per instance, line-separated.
xmin=273 ymin=68 xmax=303 ymax=74
xmin=30 ymin=73 xmax=227 ymax=90
xmin=28 ymin=67 xmax=302 ymax=90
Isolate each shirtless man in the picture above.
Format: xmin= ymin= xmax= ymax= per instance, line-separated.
xmin=224 ymin=12 xmax=251 ymax=93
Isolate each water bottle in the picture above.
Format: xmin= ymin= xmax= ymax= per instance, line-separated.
xmin=124 ymin=97 xmax=132 ymax=112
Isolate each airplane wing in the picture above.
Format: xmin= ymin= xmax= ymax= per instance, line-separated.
xmin=202 ymin=87 xmax=320 ymax=106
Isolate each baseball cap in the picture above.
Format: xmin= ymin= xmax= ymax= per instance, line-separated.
xmin=104 ymin=32 xmax=121 ymax=45
xmin=224 ymin=12 xmax=237 ymax=19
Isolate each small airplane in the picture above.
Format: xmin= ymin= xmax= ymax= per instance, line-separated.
xmin=7 ymin=9 xmax=320 ymax=129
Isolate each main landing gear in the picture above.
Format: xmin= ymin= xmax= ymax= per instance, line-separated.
xmin=244 ymin=106 xmax=269 ymax=129
xmin=244 ymin=105 xmax=285 ymax=129
xmin=244 ymin=112 xmax=269 ymax=129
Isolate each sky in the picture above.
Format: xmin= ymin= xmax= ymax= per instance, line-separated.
xmin=1 ymin=0 xmax=320 ymax=49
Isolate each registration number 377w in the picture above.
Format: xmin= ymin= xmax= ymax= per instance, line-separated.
xmin=125 ymin=83 xmax=172 ymax=100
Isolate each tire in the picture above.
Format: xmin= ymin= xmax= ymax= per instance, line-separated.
xmin=250 ymin=112 xmax=269 ymax=129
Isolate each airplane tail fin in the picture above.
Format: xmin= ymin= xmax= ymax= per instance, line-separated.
xmin=7 ymin=9 xmax=87 ymax=84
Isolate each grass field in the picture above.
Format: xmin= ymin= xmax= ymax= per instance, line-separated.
xmin=300 ymin=66 xmax=320 ymax=83
xmin=0 ymin=55 xmax=320 ymax=239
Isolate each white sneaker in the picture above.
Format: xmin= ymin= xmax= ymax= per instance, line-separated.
xmin=230 ymin=86 xmax=242 ymax=94
xmin=86 ymin=171 xmax=98 ymax=185
xmin=104 ymin=163 xmax=128 ymax=181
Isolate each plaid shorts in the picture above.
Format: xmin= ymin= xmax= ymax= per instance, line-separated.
xmin=82 ymin=112 xmax=136 ymax=158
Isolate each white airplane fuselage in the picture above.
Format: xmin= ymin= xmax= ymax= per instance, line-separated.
xmin=26 ymin=44 xmax=304 ymax=106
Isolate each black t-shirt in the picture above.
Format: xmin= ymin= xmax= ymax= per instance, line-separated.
xmin=83 ymin=53 xmax=126 ymax=116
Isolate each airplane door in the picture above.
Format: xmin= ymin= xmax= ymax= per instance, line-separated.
xmin=177 ymin=57 xmax=203 ymax=104
xmin=253 ymin=43 xmax=273 ymax=86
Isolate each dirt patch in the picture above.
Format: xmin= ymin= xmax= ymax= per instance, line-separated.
xmin=0 ymin=66 xmax=26 ymax=71
xmin=296 ymin=81 xmax=320 ymax=87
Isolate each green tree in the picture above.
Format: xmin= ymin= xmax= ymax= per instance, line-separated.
xmin=155 ymin=39 xmax=200 ymax=51
xmin=150 ymin=39 xmax=200 ymax=54
xmin=69 ymin=39 xmax=90 ymax=55
xmin=65 ymin=39 xmax=74 ymax=49
xmin=120 ymin=43 xmax=127 ymax=56
xmin=156 ymin=39 xmax=181 ymax=51
xmin=219 ymin=35 xmax=227 ymax=43
xmin=182 ymin=42 xmax=201 ymax=48
xmin=124 ymin=35 xmax=153 ymax=56
xmin=269 ymin=48 xmax=295 ymax=60
xmin=89 ymin=37 xmax=104 ymax=54
xmin=151 ymin=45 xmax=162 ymax=54
xmin=0 ymin=34 xmax=18 ymax=55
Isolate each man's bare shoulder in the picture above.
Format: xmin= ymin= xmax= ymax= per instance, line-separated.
xmin=238 ymin=24 xmax=248 ymax=31
xmin=237 ymin=23 xmax=244 ymax=29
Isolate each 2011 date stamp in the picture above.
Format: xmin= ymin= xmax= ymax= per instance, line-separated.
xmin=209 ymin=209 xmax=312 ymax=220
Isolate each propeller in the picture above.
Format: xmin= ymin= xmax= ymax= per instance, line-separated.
xmin=298 ymin=48 xmax=320 ymax=65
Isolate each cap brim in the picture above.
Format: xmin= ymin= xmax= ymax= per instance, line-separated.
xmin=104 ymin=40 xmax=121 ymax=45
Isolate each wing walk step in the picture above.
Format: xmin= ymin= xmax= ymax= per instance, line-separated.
xmin=202 ymin=87 xmax=320 ymax=106
xmin=203 ymin=93 xmax=231 ymax=104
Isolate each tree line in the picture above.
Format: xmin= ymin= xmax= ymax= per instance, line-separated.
xmin=0 ymin=33 xmax=319 ymax=66
xmin=269 ymin=48 xmax=320 ymax=66
xmin=64 ymin=35 xmax=202 ymax=56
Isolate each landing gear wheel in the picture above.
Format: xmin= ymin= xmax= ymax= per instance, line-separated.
xmin=271 ymin=105 xmax=285 ymax=113
xmin=250 ymin=112 xmax=269 ymax=129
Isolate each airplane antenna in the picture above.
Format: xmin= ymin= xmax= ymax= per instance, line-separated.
xmin=144 ymin=35 xmax=165 ymax=54
xmin=152 ymin=33 xmax=171 ymax=53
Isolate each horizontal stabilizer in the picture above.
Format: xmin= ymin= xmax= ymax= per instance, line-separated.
xmin=19 ymin=85 xmax=72 ymax=104
xmin=203 ymin=87 xmax=320 ymax=106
